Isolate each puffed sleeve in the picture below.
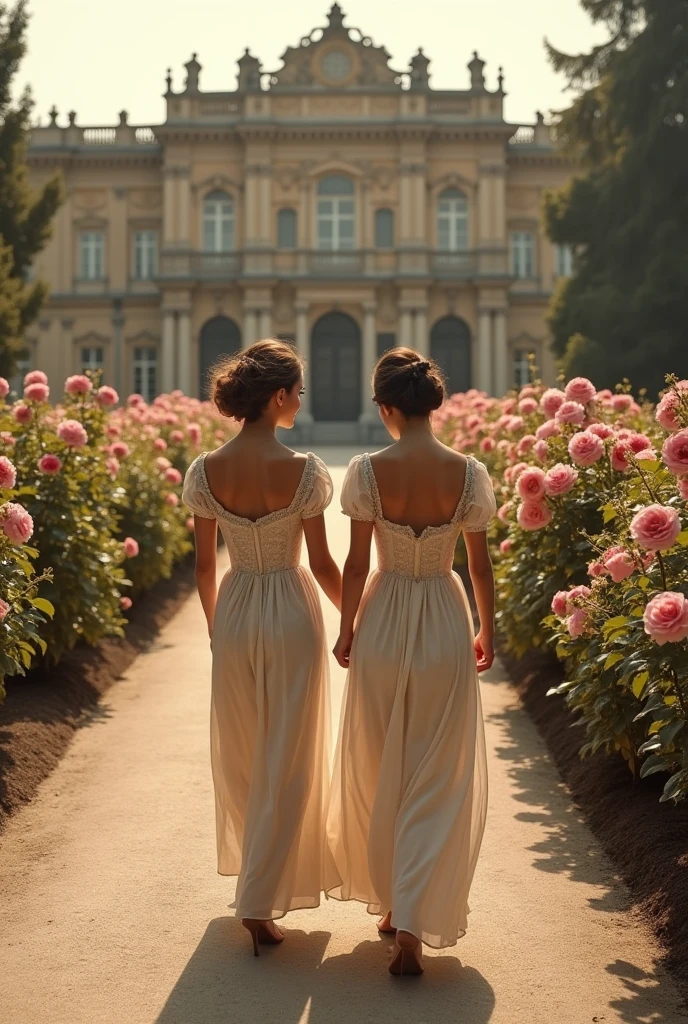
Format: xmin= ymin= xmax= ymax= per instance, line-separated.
xmin=182 ymin=455 xmax=216 ymax=520
xmin=462 ymin=458 xmax=497 ymax=533
xmin=301 ymin=454 xmax=334 ymax=519
xmin=340 ymin=454 xmax=376 ymax=521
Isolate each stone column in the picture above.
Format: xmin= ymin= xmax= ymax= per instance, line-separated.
xmin=177 ymin=311 xmax=191 ymax=396
xmin=259 ymin=308 xmax=271 ymax=339
xmin=163 ymin=171 xmax=177 ymax=245
xmin=243 ymin=308 xmax=258 ymax=349
xmin=360 ymin=302 xmax=378 ymax=422
xmin=477 ymin=309 xmax=493 ymax=394
xmin=414 ymin=306 xmax=428 ymax=356
xmin=161 ymin=311 xmax=176 ymax=394
xmin=110 ymin=188 xmax=127 ymax=292
xmin=112 ymin=299 xmax=125 ymax=395
xmin=295 ymin=299 xmax=313 ymax=427
xmin=177 ymin=172 xmax=191 ymax=247
xmin=400 ymin=308 xmax=414 ymax=348
xmin=493 ymin=309 xmax=509 ymax=396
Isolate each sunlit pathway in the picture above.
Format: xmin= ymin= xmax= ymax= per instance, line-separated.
xmin=0 ymin=448 xmax=684 ymax=1024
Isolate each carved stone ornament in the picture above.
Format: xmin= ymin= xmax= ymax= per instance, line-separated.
xmin=130 ymin=190 xmax=162 ymax=210
xmin=73 ymin=190 xmax=107 ymax=212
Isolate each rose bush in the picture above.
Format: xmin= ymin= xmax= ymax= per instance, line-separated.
xmin=435 ymin=375 xmax=688 ymax=803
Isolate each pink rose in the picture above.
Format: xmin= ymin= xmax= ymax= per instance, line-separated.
xmin=627 ymin=433 xmax=653 ymax=454
xmin=551 ymin=590 xmax=569 ymax=617
xmin=156 ymin=456 xmax=171 ymax=471
xmin=643 ymin=592 xmax=688 ymax=645
xmin=541 ymin=388 xmax=566 ymax=418
xmin=567 ymin=607 xmax=589 ymax=638
xmin=516 ymin=434 xmax=537 ymax=457
xmin=97 ymin=385 xmax=119 ymax=406
xmin=565 ymin=377 xmax=596 ymax=405
xmin=499 ymin=539 xmax=512 ymax=554
xmin=533 ymin=439 xmax=549 ymax=462
xmin=611 ymin=440 xmax=632 ymax=472
xmin=634 ymin=449 xmax=657 ymax=462
xmin=556 ymin=401 xmax=586 ymax=426
xmin=630 ymin=504 xmax=681 ymax=551
xmin=519 ymin=386 xmax=538 ymax=400
xmin=588 ymin=561 xmax=606 ymax=578
xmin=0 ymin=597 xmax=9 ymax=621
xmin=516 ymin=467 xmax=547 ymax=502
xmin=24 ymin=382 xmax=49 ymax=402
xmin=536 ymin=419 xmax=560 ymax=441
xmin=603 ymin=548 xmax=635 ymax=583
xmin=187 ymin=423 xmax=202 ymax=446
xmin=57 ymin=419 xmax=88 ymax=448
xmin=127 ymin=393 xmax=144 ymax=407
xmin=123 ymin=537 xmax=139 ymax=558
xmin=662 ymin=429 xmax=688 ymax=476
xmin=106 ymin=424 xmax=121 ymax=439
xmin=13 ymin=403 xmax=31 ymax=424
xmin=587 ymin=422 xmax=614 ymax=440
xmin=517 ymin=500 xmax=552 ymax=531
xmin=170 ymin=429 xmax=184 ymax=444
xmin=109 ymin=441 xmax=130 ymax=459
xmin=105 ymin=456 xmax=120 ymax=480
xmin=518 ymin=397 xmax=538 ymax=416
xmin=65 ymin=374 xmax=93 ymax=395
xmin=165 ymin=466 xmax=183 ymax=486
xmin=186 ymin=516 xmax=195 ymax=532
xmin=567 ymin=584 xmax=591 ymax=611
xmin=165 ymin=492 xmax=179 ymax=507
xmin=679 ymin=478 xmax=688 ymax=501
xmin=544 ymin=463 xmax=579 ymax=496
xmin=0 ymin=377 xmax=9 ymax=399
xmin=507 ymin=415 xmax=525 ymax=433
xmin=611 ymin=394 xmax=633 ymax=413
xmin=1 ymin=501 xmax=34 ymax=545
xmin=655 ymin=384 xmax=688 ymax=432
xmin=497 ymin=502 xmax=512 ymax=523
xmin=120 ymin=596 xmax=133 ymax=611
xmin=154 ymin=437 xmax=168 ymax=452
xmin=24 ymin=370 xmax=47 ymax=386
xmin=38 ymin=454 xmax=62 ymax=475
xmin=568 ymin=431 xmax=604 ymax=467
xmin=0 ymin=456 xmax=16 ymax=489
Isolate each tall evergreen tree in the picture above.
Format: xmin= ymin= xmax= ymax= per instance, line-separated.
xmin=0 ymin=1 xmax=62 ymax=377
xmin=543 ymin=1 xmax=688 ymax=396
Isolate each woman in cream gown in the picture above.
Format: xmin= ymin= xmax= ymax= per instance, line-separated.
xmin=328 ymin=347 xmax=496 ymax=976
xmin=183 ymin=339 xmax=341 ymax=956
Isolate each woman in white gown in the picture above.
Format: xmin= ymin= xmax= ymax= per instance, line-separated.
xmin=328 ymin=347 xmax=496 ymax=976
xmin=182 ymin=340 xmax=342 ymax=956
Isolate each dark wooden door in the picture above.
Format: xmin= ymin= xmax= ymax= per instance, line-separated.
xmin=311 ymin=313 xmax=361 ymax=421
xmin=430 ymin=316 xmax=472 ymax=396
xmin=199 ymin=316 xmax=241 ymax=398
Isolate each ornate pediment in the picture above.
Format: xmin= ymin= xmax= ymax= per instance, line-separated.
xmin=268 ymin=4 xmax=401 ymax=91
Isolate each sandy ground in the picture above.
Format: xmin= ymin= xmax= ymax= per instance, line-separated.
xmin=0 ymin=448 xmax=684 ymax=1024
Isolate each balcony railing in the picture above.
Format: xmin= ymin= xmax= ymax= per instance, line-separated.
xmin=159 ymin=252 xmax=240 ymax=279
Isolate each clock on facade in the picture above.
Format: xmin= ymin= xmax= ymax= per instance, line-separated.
xmin=321 ymin=49 xmax=353 ymax=83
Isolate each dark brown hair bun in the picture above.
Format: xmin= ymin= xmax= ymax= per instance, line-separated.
xmin=210 ymin=339 xmax=304 ymax=422
xmin=372 ymin=347 xmax=445 ymax=417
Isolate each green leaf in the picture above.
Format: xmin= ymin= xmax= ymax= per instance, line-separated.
xmin=29 ymin=597 xmax=55 ymax=617
xmin=675 ymin=531 xmax=688 ymax=547
xmin=631 ymin=671 xmax=649 ymax=699
xmin=601 ymin=503 xmax=617 ymax=524
xmin=636 ymin=459 xmax=661 ymax=471
xmin=603 ymin=615 xmax=629 ymax=632
xmin=604 ymin=652 xmax=624 ymax=671
xmin=637 ymin=576 xmax=650 ymax=590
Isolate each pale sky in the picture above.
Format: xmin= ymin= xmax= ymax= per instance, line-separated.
xmin=17 ymin=0 xmax=605 ymax=127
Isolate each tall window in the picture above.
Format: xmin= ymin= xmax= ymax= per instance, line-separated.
xmin=81 ymin=346 xmax=104 ymax=373
xmin=376 ymin=332 xmax=396 ymax=358
xmin=133 ymin=346 xmax=157 ymax=403
xmin=277 ymin=208 xmax=297 ymax=249
xmin=203 ymin=191 xmax=234 ymax=252
xmin=514 ymin=348 xmax=535 ymax=387
xmin=375 ymin=209 xmax=394 ymax=249
xmin=554 ymin=243 xmax=573 ymax=278
xmin=317 ymin=175 xmax=355 ymax=251
xmin=437 ymin=188 xmax=468 ymax=251
xmin=134 ymin=230 xmax=158 ymax=279
xmin=79 ymin=231 xmax=104 ymax=280
xmin=511 ymin=231 xmax=535 ymax=278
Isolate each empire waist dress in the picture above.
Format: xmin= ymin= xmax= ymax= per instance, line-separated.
xmin=182 ymin=451 xmax=340 ymax=921
xmin=326 ymin=453 xmax=496 ymax=948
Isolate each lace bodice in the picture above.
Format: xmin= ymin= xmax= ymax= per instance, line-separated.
xmin=341 ymin=453 xmax=496 ymax=580
xmin=182 ymin=451 xmax=332 ymax=574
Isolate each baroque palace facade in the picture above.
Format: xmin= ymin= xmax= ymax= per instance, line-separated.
xmin=27 ymin=4 xmax=574 ymax=442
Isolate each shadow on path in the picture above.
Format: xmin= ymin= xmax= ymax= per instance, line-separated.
xmin=156 ymin=920 xmax=495 ymax=1024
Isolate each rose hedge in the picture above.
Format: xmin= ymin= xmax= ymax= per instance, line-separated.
xmin=435 ymin=376 xmax=688 ymax=803
xmin=0 ymin=372 xmax=234 ymax=698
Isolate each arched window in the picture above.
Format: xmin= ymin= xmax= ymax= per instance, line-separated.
xmin=375 ymin=208 xmax=394 ymax=248
xmin=317 ymin=175 xmax=355 ymax=251
xmin=277 ymin=208 xmax=297 ymax=249
xmin=198 ymin=316 xmax=241 ymax=398
xmin=437 ymin=188 xmax=468 ymax=252
xmin=203 ymin=191 xmax=234 ymax=253
xmin=430 ymin=316 xmax=472 ymax=395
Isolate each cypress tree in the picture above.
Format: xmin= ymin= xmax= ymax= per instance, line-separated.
xmin=0 ymin=1 xmax=63 ymax=377
xmin=543 ymin=1 xmax=688 ymax=395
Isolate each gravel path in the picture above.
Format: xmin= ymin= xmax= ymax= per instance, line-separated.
xmin=0 ymin=450 xmax=684 ymax=1023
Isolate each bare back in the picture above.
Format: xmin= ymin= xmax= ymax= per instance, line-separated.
xmin=203 ymin=437 xmax=308 ymax=521
xmin=369 ymin=439 xmax=468 ymax=536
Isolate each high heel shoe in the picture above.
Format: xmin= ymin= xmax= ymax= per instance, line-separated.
xmin=241 ymin=918 xmax=284 ymax=957
xmin=388 ymin=930 xmax=423 ymax=977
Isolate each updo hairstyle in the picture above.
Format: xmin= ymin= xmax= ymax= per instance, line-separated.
xmin=372 ymin=347 xmax=445 ymax=418
xmin=211 ymin=339 xmax=304 ymax=422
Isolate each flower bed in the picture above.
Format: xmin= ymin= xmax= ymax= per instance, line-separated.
xmin=435 ymin=376 xmax=688 ymax=803
xmin=0 ymin=372 xmax=233 ymax=701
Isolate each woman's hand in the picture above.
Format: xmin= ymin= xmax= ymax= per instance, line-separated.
xmin=474 ymin=631 xmax=494 ymax=673
xmin=333 ymin=629 xmax=354 ymax=668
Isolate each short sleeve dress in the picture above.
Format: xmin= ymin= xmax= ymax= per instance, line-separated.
xmin=183 ymin=451 xmax=340 ymax=920
xmin=326 ymin=453 xmax=496 ymax=948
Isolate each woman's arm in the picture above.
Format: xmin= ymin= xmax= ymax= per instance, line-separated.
xmin=333 ymin=519 xmax=374 ymax=668
xmin=303 ymin=513 xmax=342 ymax=610
xmin=193 ymin=516 xmax=218 ymax=639
xmin=463 ymin=529 xmax=495 ymax=673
